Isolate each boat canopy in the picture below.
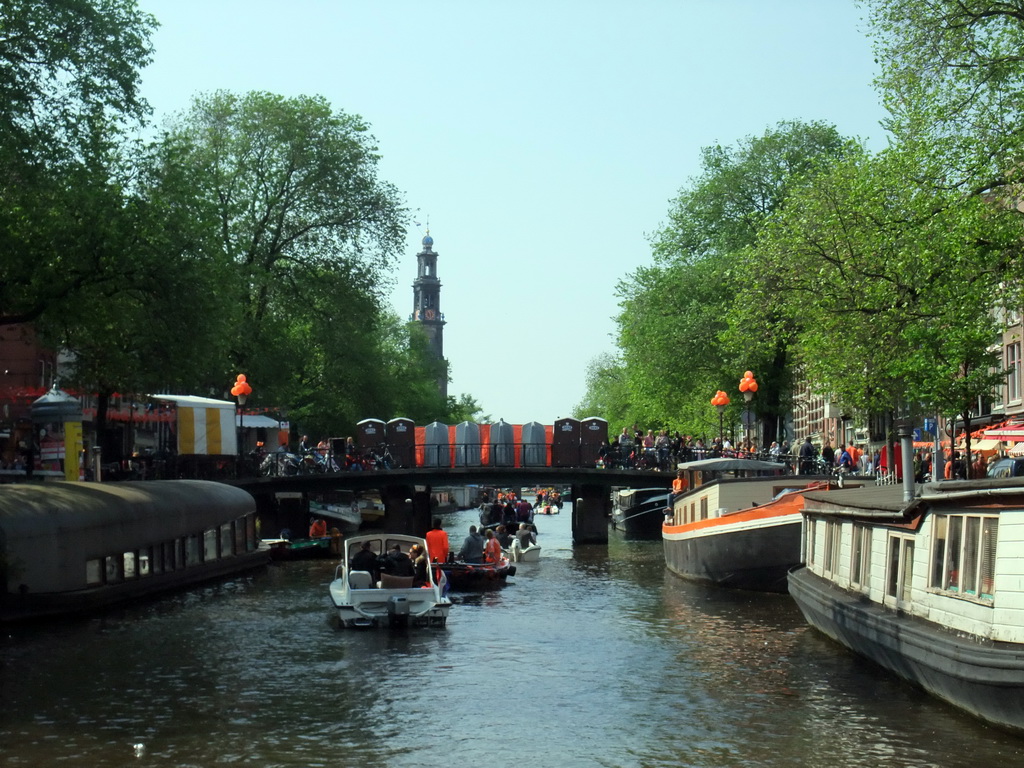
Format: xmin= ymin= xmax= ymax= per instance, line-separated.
xmin=678 ymin=457 xmax=786 ymax=473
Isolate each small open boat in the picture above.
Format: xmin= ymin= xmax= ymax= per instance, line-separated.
xmin=261 ymin=534 xmax=340 ymax=560
xmin=437 ymin=557 xmax=516 ymax=589
xmin=506 ymin=541 xmax=541 ymax=562
xmin=329 ymin=533 xmax=451 ymax=628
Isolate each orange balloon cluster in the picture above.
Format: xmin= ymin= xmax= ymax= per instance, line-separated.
xmin=710 ymin=390 xmax=731 ymax=407
xmin=739 ymin=370 xmax=758 ymax=393
xmin=231 ymin=373 xmax=253 ymax=399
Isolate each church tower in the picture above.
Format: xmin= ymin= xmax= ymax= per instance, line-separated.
xmin=411 ymin=232 xmax=448 ymax=399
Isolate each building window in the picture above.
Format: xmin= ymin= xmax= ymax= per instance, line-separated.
xmin=850 ymin=524 xmax=871 ymax=589
xmin=885 ymin=534 xmax=914 ymax=606
xmin=930 ymin=513 xmax=997 ymax=601
xmin=1007 ymin=342 xmax=1021 ymax=403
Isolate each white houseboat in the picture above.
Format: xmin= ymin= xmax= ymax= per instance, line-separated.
xmin=789 ymin=478 xmax=1024 ymax=734
xmin=1 ymin=480 xmax=267 ymax=622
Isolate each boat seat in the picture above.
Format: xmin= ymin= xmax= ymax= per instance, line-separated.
xmin=348 ymin=570 xmax=374 ymax=589
xmin=379 ymin=573 xmax=414 ymax=589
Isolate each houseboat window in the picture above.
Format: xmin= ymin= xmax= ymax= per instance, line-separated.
xmin=86 ymin=558 xmax=103 ymax=586
xmin=163 ymin=541 xmax=176 ymax=571
xmin=123 ymin=551 xmax=136 ymax=579
xmin=885 ymin=534 xmax=914 ymax=604
xmin=234 ymin=518 xmax=246 ymax=553
xmin=105 ymin=555 xmax=121 ymax=583
xmin=823 ymin=520 xmax=841 ymax=576
xmin=220 ymin=523 xmax=233 ymax=557
xmin=806 ymin=519 xmax=816 ymax=567
xmin=699 ymin=497 xmax=708 ymax=521
xmin=151 ymin=544 xmax=163 ymax=574
xmin=963 ymin=517 xmax=981 ymax=596
xmin=185 ymin=535 xmax=201 ymax=566
xmin=139 ymin=548 xmax=151 ymax=577
xmin=851 ymin=524 xmax=870 ymax=588
xmin=203 ymin=528 xmax=219 ymax=561
xmin=929 ymin=513 xmax=997 ymax=602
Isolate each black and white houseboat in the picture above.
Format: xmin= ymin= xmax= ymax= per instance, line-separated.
xmin=789 ymin=474 xmax=1024 ymax=733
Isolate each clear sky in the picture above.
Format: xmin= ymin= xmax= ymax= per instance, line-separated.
xmin=135 ymin=0 xmax=889 ymax=426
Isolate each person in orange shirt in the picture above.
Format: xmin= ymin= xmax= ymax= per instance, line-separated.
xmin=671 ymin=470 xmax=689 ymax=504
xmin=308 ymin=517 xmax=327 ymax=538
xmin=424 ymin=517 xmax=449 ymax=564
xmin=483 ymin=529 xmax=502 ymax=564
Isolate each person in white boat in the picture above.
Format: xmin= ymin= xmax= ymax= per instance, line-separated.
xmin=515 ymin=523 xmax=537 ymax=549
xmin=350 ymin=540 xmax=379 ymax=578
xmin=495 ymin=524 xmax=514 ymax=549
xmin=409 ymin=544 xmax=429 ymax=586
xmin=384 ymin=543 xmax=415 ymax=577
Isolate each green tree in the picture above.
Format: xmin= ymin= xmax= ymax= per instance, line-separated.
xmin=866 ymin=0 xmax=1024 ymax=193
xmin=151 ymin=90 xmax=409 ymax=422
xmin=0 ymin=0 xmax=157 ymax=326
xmin=611 ymin=121 xmax=851 ymax=442
xmin=748 ymin=142 xmax=1022 ymax=468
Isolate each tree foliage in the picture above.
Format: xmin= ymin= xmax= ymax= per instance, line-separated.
xmin=0 ymin=0 xmax=157 ymax=326
xmin=603 ymin=121 xmax=851 ymax=440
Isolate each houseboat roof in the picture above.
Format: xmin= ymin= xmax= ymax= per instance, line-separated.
xmin=678 ymin=457 xmax=785 ymax=473
xmin=0 ymin=480 xmax=255 ymax=541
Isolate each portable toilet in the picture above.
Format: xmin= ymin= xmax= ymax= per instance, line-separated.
xmin=580 ymin=417 xmax=608 ymax=467
xmin=521 ymin=421 xmax=549 ymax=466
xmin=386 ymin=417 xmax=415 ymax=468
xmin=490 ymin=419 xmax=515 ymax=467
xmin=356 ymin=419 xmax=386 ymax=453
xmin=551 ymin=417 xmax=580 ymax=467
xmin=423 ymin=421 xmax=450 ymax=467
xmin=455 ymin=421 xmax=482 ymax=466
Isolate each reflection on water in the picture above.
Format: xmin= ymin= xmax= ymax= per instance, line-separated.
xmin=2 ymin=504 xmax=1023 ymax=767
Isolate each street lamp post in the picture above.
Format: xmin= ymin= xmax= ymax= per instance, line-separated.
xmin=739 ymin=370 xmax=758 ymax=457
xmin=710 ymin=390 xmax=730 ymax=450
xmin=231 ymin=374 xmax=253 ymax=470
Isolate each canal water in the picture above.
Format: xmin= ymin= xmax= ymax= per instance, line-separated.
xmin=3 ymin=503 xmax=1024 ymax=767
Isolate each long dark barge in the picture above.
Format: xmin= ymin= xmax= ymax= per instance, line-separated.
xmin=0 ymin=480 xmax=267 ymax=622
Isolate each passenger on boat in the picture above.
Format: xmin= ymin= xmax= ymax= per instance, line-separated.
xmin=495 ymin=525 xmax=513 ymax=549
xmin=309 ymin=517 xmax=328 ymax=538
xmin=671 ymin=470 xmax=689 ymax=502
xmin=350 ymin=540 xmax=380 ymax=579
xmin=409 ymin=544 xmax=429 ymax=586
xmin=483 ymin=529 xmax=502 ymax=564
xmin=425 ymin=517 xmax=449 ymax=564
xmin=384 ymin=544 xmax=415 ymax=577
xmin=515 ymin=523 xmax=536 ymax=549
xmin=458 ymin=525 xmax=485 ymax=564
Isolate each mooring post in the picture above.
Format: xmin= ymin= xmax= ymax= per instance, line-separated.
xmin=571 ymin=483 xmax=609 ymax=544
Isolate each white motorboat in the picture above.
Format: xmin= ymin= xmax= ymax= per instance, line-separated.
xmin=329 ymin=533 xmax=451 ymax=629
xmin=506 ymin=539 xmax=542 ymax=562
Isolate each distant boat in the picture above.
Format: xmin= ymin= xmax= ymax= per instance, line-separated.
xmin=611 ymin=486 xmax=669 ymax=538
